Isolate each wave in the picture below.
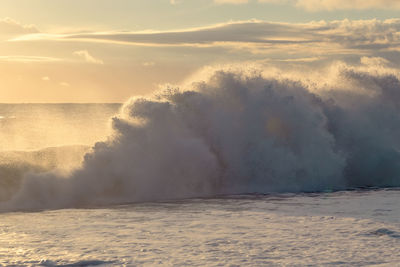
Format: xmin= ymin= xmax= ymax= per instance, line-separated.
xmin=0 ymin=145 xmax=89 ymax=202
xmin=1 ymin=61 xmax=400 ymax=211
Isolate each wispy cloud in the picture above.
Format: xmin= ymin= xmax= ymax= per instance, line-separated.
xmin=0 ymin=18 xmax=38 ymax=38
xmin=295 ymin=0 xmax=400 ymax=11
xmin=143 ymin=61 xmax=156 ymax=67
xmin=10 ymin=20 xmax=320 ymax=45
xmin=0 ymin=55 xmax=61 ymax=63
xmin=170 ymin=0 xmax=183 ymax=4
xmin=258 ymin=0 xmax=400 ymax=10
xmin=59 ymin=82 xmax=70 ymax=87
xmin=214 ymin=0 xmax=249 ymax=4
xmin=12 ymin=19 xmax=400 ymax=57
xmin=73 ymin=50 xmax=104 ymax=64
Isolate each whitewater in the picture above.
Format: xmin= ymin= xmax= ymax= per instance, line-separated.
xmin=2 ymin=190 xmax=400 ymax=266
xmin=1 ymin=60 xmax=400 ymax=265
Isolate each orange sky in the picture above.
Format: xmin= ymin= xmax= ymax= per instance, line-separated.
xmin=1 ymin=0 xmax=399 ymax=102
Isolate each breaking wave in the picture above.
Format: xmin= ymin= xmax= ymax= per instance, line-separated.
xmin=1 ymin=61 xmax=400 ymax=211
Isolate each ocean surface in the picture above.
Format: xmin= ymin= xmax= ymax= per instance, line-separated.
xmin=2 ymin=63 xmax=400 ymax=267
xmin=2 ymin=190 xmax=400 ymax=266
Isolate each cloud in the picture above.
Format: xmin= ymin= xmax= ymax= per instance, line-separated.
xmin=73 ymin=50 xmax=104 ymax=64
xmin=257 ymin=0 xmax=286 ymax=2
xmin=214 ymin=0 xmax=249 ymax=4
xmin=11 ymin=20 xmax=317 ymax=48
xmin=42 ymin=76 xmax=50 ymax=81
xmin=360 ymin=56 xmax=389 ymax=66
xmin=0 ymin=18 xmax=38 ymax=38
xmin=0 ymin=55 xmax=61 ymax=63
xmin=14 ymin=19 xmax=400 ymax=58
xmin=143 ymin=61 xmax=156 ymax=67
xmin=257 ymin=0 xmax=400 ymax=10
xmin=295 ymin=0 xmax=400 ymax=11
xmin=270 ymin=56 xmax=322 ymax=62
xmin=59 ymin=82 xmax=70 ymax=87
xmin=174 ymin=0 xmax=250 ymax=4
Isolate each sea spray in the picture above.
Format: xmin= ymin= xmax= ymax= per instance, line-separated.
xmin=1 ymin=62 xmax=400 ymax=211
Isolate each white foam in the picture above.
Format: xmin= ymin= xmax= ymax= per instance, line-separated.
xmin=1 ymin=62 xmax=400 ymax=211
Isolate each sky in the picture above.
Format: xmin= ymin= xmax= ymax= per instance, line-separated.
xmin=1 ymin=0 xmax=400 ymax=102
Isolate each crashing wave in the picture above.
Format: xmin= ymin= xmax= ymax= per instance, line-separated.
xmin=1 ymin=62 xmax=400 ymax=211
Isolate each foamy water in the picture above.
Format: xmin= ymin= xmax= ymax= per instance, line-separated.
xmin=2 ymin=189 xmax=400 ymax=266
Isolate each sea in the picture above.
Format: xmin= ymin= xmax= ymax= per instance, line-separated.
xmin=2 ymin=190 xmax=400 ymax=266
xmin=0 ymin=92 xmax=400 ymax=266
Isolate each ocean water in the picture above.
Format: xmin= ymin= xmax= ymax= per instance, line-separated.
xmin=2 ymin=190 xmax=400 ymax=266
xmin=1 ymin=66 xmax=400 ymax=265
xmin=0 ymin=103 xmax=120 ymax=151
